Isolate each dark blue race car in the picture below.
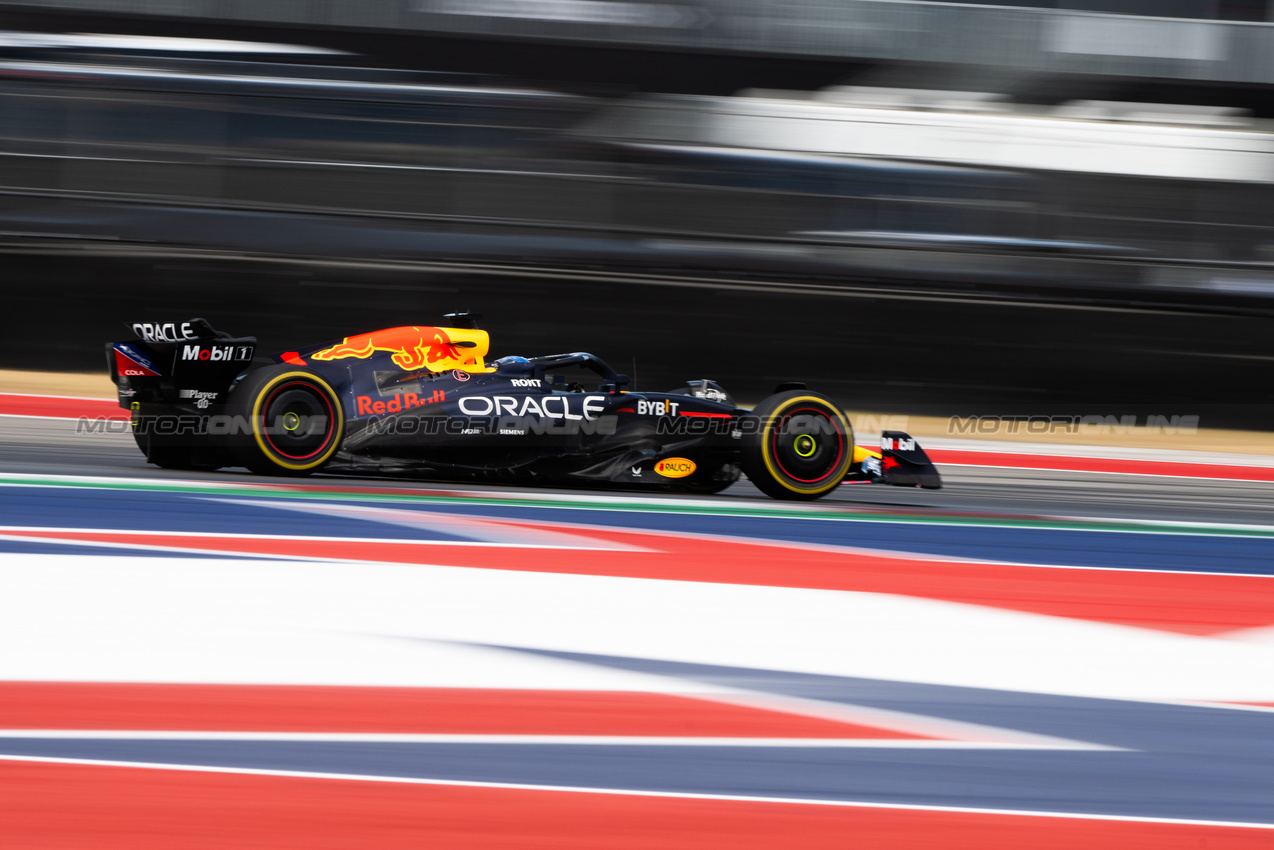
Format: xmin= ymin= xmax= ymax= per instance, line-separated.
xmin=108 ymin=314 xmax=940 ymax=500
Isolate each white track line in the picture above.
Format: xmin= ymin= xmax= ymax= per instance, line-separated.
xmin=0 ymin=731 xmax=1115 ymax=749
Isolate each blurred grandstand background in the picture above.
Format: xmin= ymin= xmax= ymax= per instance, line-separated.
xmin=0 ymin=0 xmax=1272 ymax=424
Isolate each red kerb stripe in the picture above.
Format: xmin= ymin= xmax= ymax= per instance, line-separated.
xmin=0 ymin=394 xmax=126 ymax=420
xmin=929 ymin=450 xmax=1274 ymax=483
xmin=0 ymin=683 xmax=925 ymax=738
xmin=1 ymin=761 xmax=1268 ymax=850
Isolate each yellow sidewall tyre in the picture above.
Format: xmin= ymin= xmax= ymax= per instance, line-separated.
xmin=739 ymin=391 xmax=854 ymax=501
xmin=228 ymin=366 xmax=344 ymax=476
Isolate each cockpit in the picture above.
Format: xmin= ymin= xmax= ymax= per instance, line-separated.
xmin=494 ymin=352 xmax=629 ymax=393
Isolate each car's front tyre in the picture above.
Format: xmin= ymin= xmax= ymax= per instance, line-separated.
xmin=739 ymin=391 xmax=854 ymax=500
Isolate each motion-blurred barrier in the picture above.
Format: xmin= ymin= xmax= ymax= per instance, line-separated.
xmin=2 ymin=59 xmax=1274 ymax=274
xmin=7 ymin=0 xmax=1274 ymax=85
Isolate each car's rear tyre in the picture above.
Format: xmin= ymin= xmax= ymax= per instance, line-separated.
xmin=227 ymin=366 xmax=344 ymax=476
xmin=739 ymin=391 xmax=854 ymax=501
xmin=133 ymin=431 xmax=198 ymax=470
xmin=132 ymin=422 xmax=222 ymax=471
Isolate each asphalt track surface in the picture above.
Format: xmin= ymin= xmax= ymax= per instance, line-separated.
xmin=3 ymin=411 xmax=1274 ymax=848
xmin=2 ymin=413 xmax=1273 ymax=525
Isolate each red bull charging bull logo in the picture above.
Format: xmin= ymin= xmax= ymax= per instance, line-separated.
xmin=311 ymin=326 xmax=485 ymax=372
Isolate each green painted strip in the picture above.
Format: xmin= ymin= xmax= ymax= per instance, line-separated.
xmin=3 ymin=473 xmax=1274 ymax=540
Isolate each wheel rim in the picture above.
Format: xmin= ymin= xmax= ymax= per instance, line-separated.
xmin=769 ymin=406 xmax=846 ymax=485
xmin=259 ymin=381 xmax=336 ymax=461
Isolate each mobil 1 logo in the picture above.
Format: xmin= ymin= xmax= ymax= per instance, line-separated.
xmin=182 ymin=344 xmax=254 ymax=363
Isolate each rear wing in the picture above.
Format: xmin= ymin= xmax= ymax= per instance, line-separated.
xmin=107 ymin=318 xmax=256 ymax=408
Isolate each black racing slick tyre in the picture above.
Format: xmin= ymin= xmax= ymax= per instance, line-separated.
xmin=227 ymin=366 xmax=344 ymax=476
xmin=739 ymin=391 xmax=854 ymax=501
xmin=133 ymin=430 xmax=220 ymax=471
xmin=130 ymin=409 xmax=222 ymax=471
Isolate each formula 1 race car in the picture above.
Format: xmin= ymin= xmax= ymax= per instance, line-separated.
xmin=108 ymin=315 xmax=941 ymax=500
